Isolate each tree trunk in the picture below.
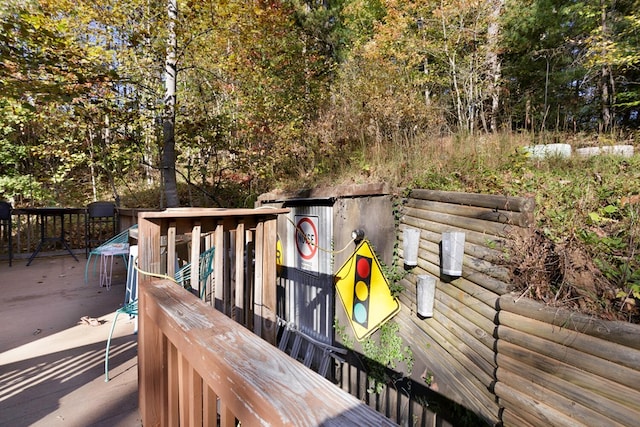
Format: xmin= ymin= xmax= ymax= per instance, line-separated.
xmin=87 ymin=126 xmax=97 ymax=202
xmin=486 ymin=0 xmax=504 ymax=132
xmin=142 ymin=2 xmax=157 ymax=188
xmin=163 ymin=0 xmax=179 ymax=208
xmin=599 ymin=0 xmax=614 ymax=132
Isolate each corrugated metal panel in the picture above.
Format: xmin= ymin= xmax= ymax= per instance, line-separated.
xmin=276 ymin=204 xmax=334 ymax=344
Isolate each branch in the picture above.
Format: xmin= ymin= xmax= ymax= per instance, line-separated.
xmin=141 ymin=160 xmax=223 ymax=207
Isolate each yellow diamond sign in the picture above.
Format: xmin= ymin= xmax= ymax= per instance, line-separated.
xmin=335 ymin=240 xmax=400 ymax=341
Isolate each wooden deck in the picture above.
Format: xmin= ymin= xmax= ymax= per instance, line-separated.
xmin=0 ymin=254 xmax=141 ymax=426
xmin=1 ymin=206 xmax=399 ymax=426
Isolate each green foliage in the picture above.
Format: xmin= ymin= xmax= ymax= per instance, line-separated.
xmin=380 ymin=261 xmax=406 ymax=297
xmin=578 ymin=195 xmax=640 ymax=310
xmin=3 ymin=0 xmax=640 ymax=207
xmin=334 ymin=318 xmax=355 ymax=350
xmin=381 ymin=194 xmax=409 ymax=297
xmin=422 ymin=370 xmax=434 ymax=386
xmin=361 ymin=322 xmax=414 ymax=394
xmin=0 ymin=0 xmax=638 ymax=324
xmin=335 ymin=319 xmax=414 ymax=395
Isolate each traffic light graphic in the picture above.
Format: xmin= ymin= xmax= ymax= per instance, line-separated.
xmin=335 ymin=240 xmax=400 ymax=341
xmin=352 ymin=255 xmax=372 ymax=328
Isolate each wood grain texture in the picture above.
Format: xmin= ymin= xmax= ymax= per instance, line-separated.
xmin=140 ymin=279 xmax=397 ymax=426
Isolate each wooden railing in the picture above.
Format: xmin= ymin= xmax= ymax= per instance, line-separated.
xmin=136 ymin=207 xmax=396 ymax=426
xmin=136 ymin=207 xmax=288 ymax=342
xmin=9 ymin=208 xmax=86 ymax=256
xmin=0 ymin=207 xmax=156 ymax=261
xmin=140 ymin=279 xmax=396 ymax=426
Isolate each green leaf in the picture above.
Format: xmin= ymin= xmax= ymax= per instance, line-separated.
xmin=588 ymin=212 xmax=602 ymax=223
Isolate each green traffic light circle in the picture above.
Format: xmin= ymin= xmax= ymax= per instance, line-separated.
xmin=353 ymin=302 xmax=367 ymax=323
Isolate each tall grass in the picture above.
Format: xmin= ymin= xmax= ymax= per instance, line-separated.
xmin=293 ymin=125 xmax=640 ymax=320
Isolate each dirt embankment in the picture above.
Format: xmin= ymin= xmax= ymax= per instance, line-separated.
xmin=506 ymin=230 xmax=638 ymax=323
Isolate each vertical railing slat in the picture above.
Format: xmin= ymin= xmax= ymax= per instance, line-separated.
xmin=168 ymin=343 xmax=179 ymax=426
xmin=253 ymin=221 xmax=264 ymax=338
xmin=203 ymin=386 xmax=217 ymax=427
xmin=167 ymin=221 xmax=176 ymax=278
xmin=214 ymin=221 xmax=224 ymax=312
xmin=178 ymin=353 xmax=188 ymax=427
xmin=234 ymin=221 xmax=245 ymax=323
xmin=261 ymin=217 xmax=278 ymax=345
xmin=205 ymin=231 xmax=215 ymax=301
xmin=245 ymin=230 xmax=255 ymax=331
xmin=191 ymin=368 xmax=203 ymax=427
xmin=219 ymin=401 xmax=235 ymax=427
xmin=190 ymin=222 xmax=201 ymax=295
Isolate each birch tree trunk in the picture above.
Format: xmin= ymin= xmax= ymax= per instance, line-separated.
xmin=599 ymin=0 xmax=613 ymax=132
xmin=486 ymin=0 xmax=504 ymax=132
xmin=162 ymin=0 xmax=180 ymax=208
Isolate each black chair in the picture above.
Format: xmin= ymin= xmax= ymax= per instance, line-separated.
xmin=0 ymin=201 xmax=12 ymax=266
xmin=85 ymin=201 xmax=117 ymax=258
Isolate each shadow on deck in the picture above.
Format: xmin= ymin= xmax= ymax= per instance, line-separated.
xmin=0 ymin=254 xmax=141 ymax=426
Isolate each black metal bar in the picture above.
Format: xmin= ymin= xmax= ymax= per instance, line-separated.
xmin=20 ymin=208 xmax=84 ymax=266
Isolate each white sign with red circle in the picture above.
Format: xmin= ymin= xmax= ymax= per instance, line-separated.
xmin=295 ymin=215 xmax=319 ymax=273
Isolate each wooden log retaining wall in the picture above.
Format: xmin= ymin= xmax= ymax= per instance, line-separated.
xmin=397 ymin=189 xmax=640 ymax=426
xmin=496 ymin=297 xmax=640 ymax=426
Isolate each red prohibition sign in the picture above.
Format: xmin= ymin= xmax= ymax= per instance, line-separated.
xmin=295 ymin=217 xmax=318 ymax=260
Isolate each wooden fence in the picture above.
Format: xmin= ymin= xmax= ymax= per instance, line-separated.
xmin=6 ymin=208 xmax=86 ymax=257
xmin=139 ymin=279 xmax=398 ymax=426
xmin=0 ymin=207 xmax=155 ymax=262
xmin=393 ymin=188 xmax=640 ymax=426
xmin=496 ymin=296 xmax=640 ymax=426
xmin=136 ymin=207 xmax=397 ymax=426
xmin=136 ymin=207 xmax=289 ymax=341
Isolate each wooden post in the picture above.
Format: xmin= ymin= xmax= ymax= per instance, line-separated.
xmin=214 ymin=221 xmax=224 ymax=311
xmin=190 ymin=222 xmax=201 ymax=295
xmin=261 ymin=217 xmax=278 ymax=344
xmin=253 ymin=221 xmax=264 ymax=338
xmin=138 ymin=216 xmax=162 ymax=284
xmin=234 ymin=221 xmax=245 ymax=323
xmin=139 ymin=281 xmax=167 ymax=426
